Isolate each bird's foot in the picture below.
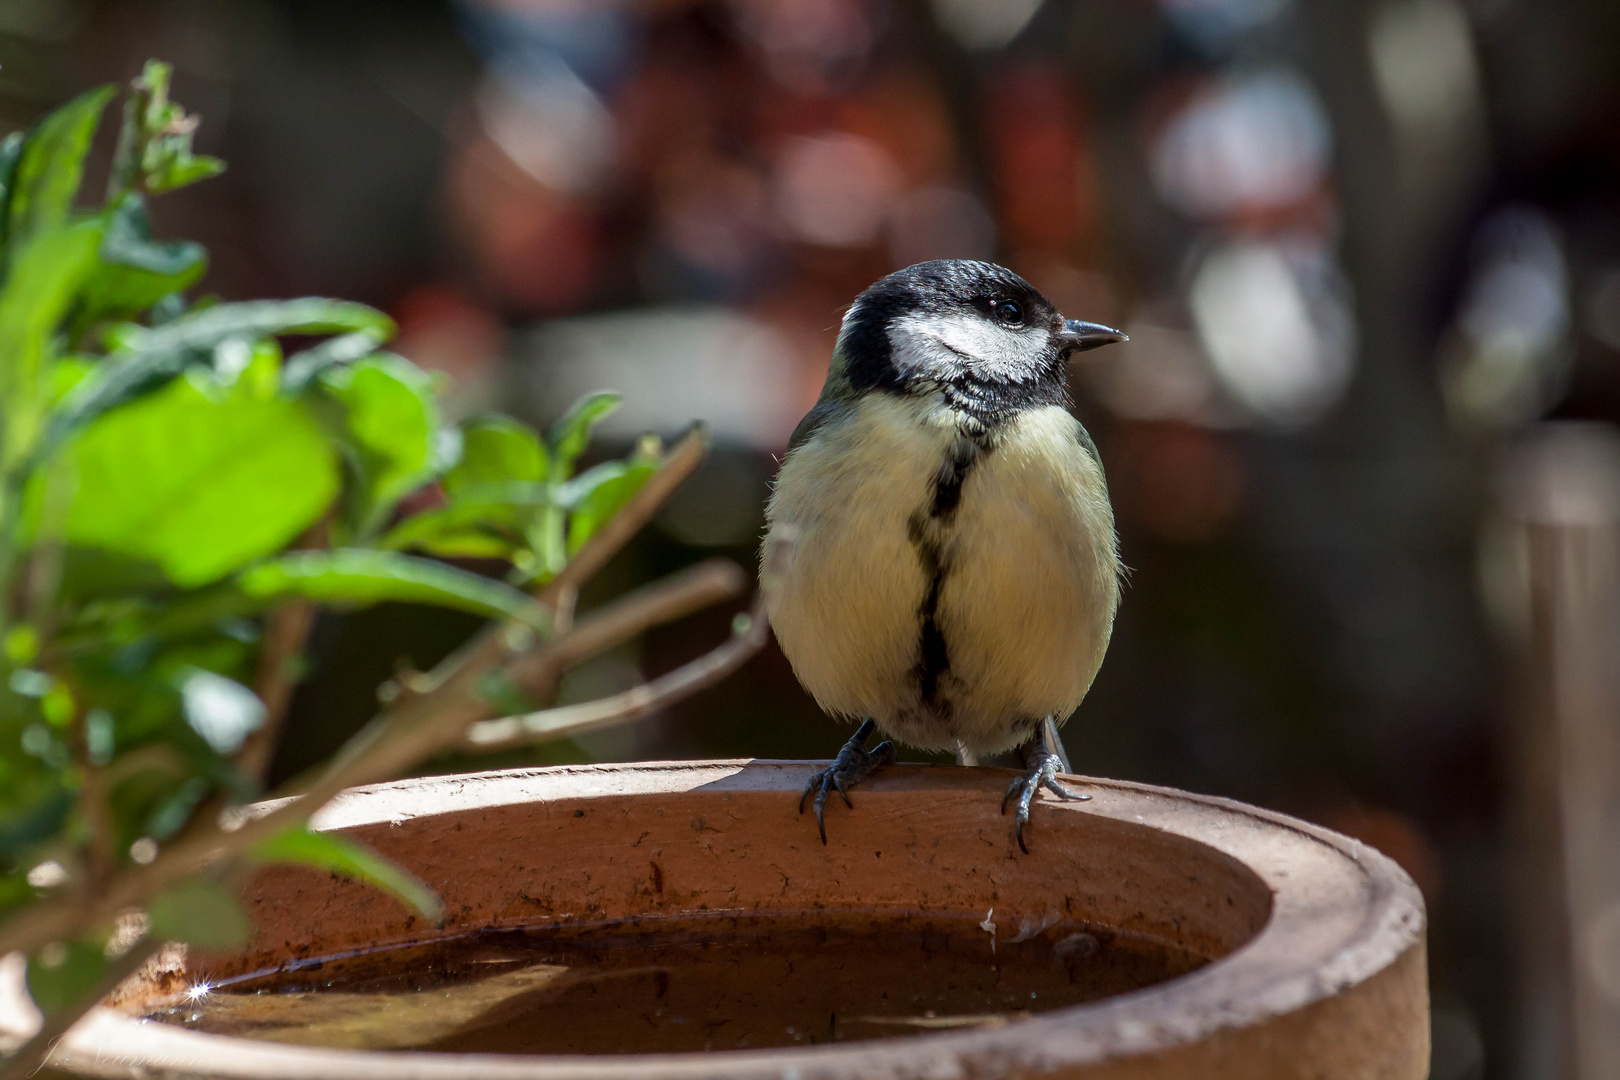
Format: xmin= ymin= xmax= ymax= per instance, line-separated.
xmin=799 ymin=719 xmax=896 ymax=844
xmin=1001 ymin=742 xmax=1090 ymax=854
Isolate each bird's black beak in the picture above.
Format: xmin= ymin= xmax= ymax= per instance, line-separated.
xmin=1058 ymin=319 xmax=1128 ymax=355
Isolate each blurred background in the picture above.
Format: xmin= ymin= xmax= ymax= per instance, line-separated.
xmin=7 ymin=0 xmax=1620 ymax=1074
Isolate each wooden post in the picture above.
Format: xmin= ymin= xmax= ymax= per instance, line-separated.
xmin=1499 ymin=422 xmax=1620 ymax=1079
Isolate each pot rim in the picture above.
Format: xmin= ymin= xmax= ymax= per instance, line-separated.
xmin=8 ymin=760 xmax=1426 ymax=1079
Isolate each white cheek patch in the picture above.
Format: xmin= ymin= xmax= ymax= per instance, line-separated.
xmin=887 ymin=311 xmax=1049 ymax=383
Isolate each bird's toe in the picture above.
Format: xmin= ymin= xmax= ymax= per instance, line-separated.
xmin=1043 ymin=776 xmax=1091 ymax=802
xmin=1004 ymin=742 xmax=1087 ymax=853
xmin=1001 ymin=775 xmax=1025 ymax=815
xmin=798 ymin=722 xmax=894 ymax=844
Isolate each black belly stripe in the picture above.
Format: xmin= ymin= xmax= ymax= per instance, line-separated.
xmin=908 ymin=421 xmax=996 ymax=716
xmin=930 ymin=436 xmax=980 ymax=517
xmin=913 ymin=546 xmax=949 ymax=709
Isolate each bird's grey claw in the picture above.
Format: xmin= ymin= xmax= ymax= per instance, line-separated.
xmin=1002 ymin=743 xmax=1088 ymax=853
xmin=1001 ymin=776 xmax=1024 ymax=815
xmin=799 ymin=719 xmax=895 ymax=844
xmin=1044 ymin=777 xmax=1091 ymax=802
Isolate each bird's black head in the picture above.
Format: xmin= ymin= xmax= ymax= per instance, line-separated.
xmin=827 ymin=260 xmax=1125 ymax=411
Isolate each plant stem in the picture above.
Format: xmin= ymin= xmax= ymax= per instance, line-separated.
xmin=237 ymin=599 xmax=316 ymax=783
xmin=0 ymin=433 xmax=725 ymax=958
xmin=505 ymin=559 xmax=747 ymax=693
xmin=540 ymin=425 xmax=710 ymax=602
xmin=238 ymin=519 xmax=328 ymax=783
xmin=409 ymin=425 xmax=709 ymax=696
xmin=465 ymin=589 xmax=770 ymax=751
xmin=0 ymin=475 xmax=25 ymax=646
xmin=78 ymin=759 xmax=114 ymax=895
xmin=104 ymin=93 xmax=142 ymax=204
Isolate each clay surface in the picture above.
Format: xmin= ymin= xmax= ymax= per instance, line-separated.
xmin=3 ymin=761 xmax=1429 ymax=1078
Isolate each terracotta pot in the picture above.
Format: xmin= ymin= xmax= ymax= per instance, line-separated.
xmin=3 ymin=761 xmax=1427 ymax=1078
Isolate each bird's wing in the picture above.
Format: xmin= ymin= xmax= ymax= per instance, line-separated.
xmin=785 ymin=398 xmax=845 ymax=458
xmin=1072 ymin=416 xmax=1104 ymax=476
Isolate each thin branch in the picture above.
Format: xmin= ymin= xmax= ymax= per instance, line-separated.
xmin=62 ymin=701 xmax=115 ymax=896
xmin=24 ymin=458 xmax=75 ymax=636
xmin=0 ymin=777 xmax=329 ymax=960
xmin=0 ymin=560 xmax=748 ymax=960
xmin=550 ymin=584 xmax=578 ymax=638
xmin=469 ymin=532 xmax=790 ymax=755
xmin=317 ymin=559 xmax=746 ymax=786
xmin=503 ymin=559 xmax=747 ymax=697
xmin=236 ymin=599 xmax=316 ymax=783
xmin=99 ymin=744 xmax=187 ymax=788
xmin=319 ymin=560 xmax=750 ymax=782
xmin=78 ymin=761 xmax=114 ymax=895
xmin=410 ymin=426 xmax=709 ymax=696
xmin=0 ymin=429 xmax=719 ymax=964
xmin=0 ymin=657 xmax=491 ymax=956
xmin=538 ymin=425 xmax=709 ymax=605
xmin=465 ymin=592 xmax=769 ymax=751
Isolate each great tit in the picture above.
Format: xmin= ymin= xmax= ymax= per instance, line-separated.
xmin=763 ymin=260 xmax=1126 ymax=852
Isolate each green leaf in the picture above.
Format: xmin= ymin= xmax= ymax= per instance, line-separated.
xmin=108 ymin=60 xmax=225 ymax=200
xmin=27 ymin=938 xmax=110 ymax=1015
xmin=111 ymin=297 xmax=394 ymax=359
xmin=148 ymin=154 xmax=226 ymax=196
xmin=379 ymin=486 xmax=559 ymax=559
xmin=444 ymin=416 xmax=546 ymax=494
xmin=38 ymin=372 xmax=340 ymax=587
xmin=378 ymin=479 xmax=584 ymax=560
xmin=431 ymin=481 xmax=557 ymax=509
xmin=378 ymin=520 xmax=516 ymax=560
xmin=143 ymin=776 xmax=211 ymax=841
xmin=565 ymin=452 xmax=658 ymax=556
xmin=98 ymin=195 xmax=204 ymax=276
xmin=7 ymin=84 xmax=114 ymax=241
xmin=249 ymin=826 xmax=442 ymax=925
xmin=0 ymin=788 xmax=72 ymax=859
xmin=0 ymin=130 xmax=26 ymax=246
xmin=43 ymin=297 xmax=394 ymax=459
xmin=147 ymin=876 xmax=249 ymax=949
xmin=528 ymin=506 xmax=568 ymax=584
xmin=46 ymin=355 xmax=98 ymax=405
xmin=0 ymin=219 xmax=106 ymax=467
xmin=53 ymin=547 xmax=170 ymax=601
xmin=281 ymin=331 xmax=388 ymax=393
xmin=317 ymin=355 xmax=440 ymax=537
xmin=547 ymin=391 xmax=620 ymax=479
xmin=236 ymin=550 xmax=550 ymax=629
xmin=232 ymin=336 xmax=282 ymax=397
xmin=0 ymin=873 xmax=34 ymax=920
xmin=74 ymin=193 xmax=207 ymax=329
xmin=436 ymin=416 xmax=557 ymax=578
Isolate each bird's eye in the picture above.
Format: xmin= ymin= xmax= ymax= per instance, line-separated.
xmin=993 ymin=299 xmax=1023 ymax=325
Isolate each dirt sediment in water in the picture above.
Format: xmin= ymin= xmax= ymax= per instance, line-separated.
xmin=146 ymin=913 xmax=1209 ymax=1054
